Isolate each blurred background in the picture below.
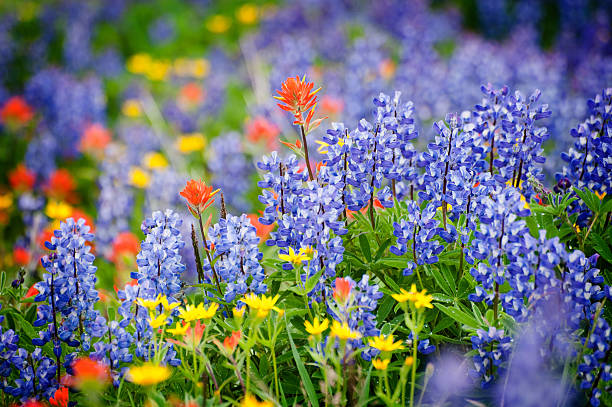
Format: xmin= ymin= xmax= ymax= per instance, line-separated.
xmin=0 ymin=0 xmax=610 ymax=290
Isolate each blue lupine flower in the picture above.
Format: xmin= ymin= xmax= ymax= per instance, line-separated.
xmin=35 ymin=218 xmax=105 ymax=353
xmin=89 ymin=320 xmax=134 ymax=386
xmin=390 ymin=201 xmax=444 ymax=276
xmin=207 ymin=213 xmax=267 ymax=302
xmin=470 ymin=327 xmax=513 ymax=388
xmin=209 ymin=133 xmax=254 ymax=214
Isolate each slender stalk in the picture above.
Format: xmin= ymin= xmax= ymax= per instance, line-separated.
xmin=409 ymin=333 xmax=418 ymax=407
xmin=300 ymin=125 xmax=315 ymax=181
xmin=197 ymin=210 xmax=222 ymax=294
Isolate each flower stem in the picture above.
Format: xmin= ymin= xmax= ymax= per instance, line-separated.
xmin=300 ymin=125 xmax=315 ymax=181
xmin=410 ymin=334 xmax=418 ymax=407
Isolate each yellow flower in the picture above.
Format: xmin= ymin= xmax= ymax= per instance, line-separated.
xmin=149 ymin=313 xmax=169 ymax=329
xmin=176 ymin=133 xmax=206 ymax=153
xmin=167 ymin=322 xmax=189 ymax=336
xmin=241 ymin=394 xmax=273 ymax=407
xmin=595 ymin=191 xmax=606 ymax=200
xmin=129 ymin=167 xmax=150 ymax=188
xmin=236 ymin=4 xmax=258 ymax=24
xmin=178 ymin=302 xmax=219 ymax=322
xmin=278 ymin=247 xmax=311 ymax=266
xmin=0 ymin=193 xmax=13 ymax=211
xmin=127 ymin=363 xmax=171 ymax=386
xmin=191 ymin=59 xmax=210 ymax=79
xmin=44 ymin=200 xmax=72 ymax=220
xmin=316 ymin=135 xmax=346 ymax=154
xmin=145 ymin=60 xmax=171 ymax=81
xmin=136 ymin=295 xmax=162 ymax=310
xmin=242 ymin=293 xmax=282 ymax=319
xmin=143 ymin=152 xmax=168 ymax=169
xmin=160 ymin=296 xmax=180 ymax=312
xmin=404 ymin=356 xmax=414 ymax=366
xmin=392 ymin=284 xmax=434 ymax=309
xmin=122 ymin=99 xmax=142 ymax=117
xmin=233 ymin=307 xmax=245 ymax=319
xmin=330 ymin=320 xmax=362 ymax=340
xmin=368 ymin=334 xmax=404 ymax=352
xmin=206 ymin=15 xmax=231 ymax=33
xmin=304 ymin=317 xmax=329 ymax=335
xmin=126 ymin=53 xmax=153 ymax=74
xmin=372 ymin=358 xmax=390 ymax=371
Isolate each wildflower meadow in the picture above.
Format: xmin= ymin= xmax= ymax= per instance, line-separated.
xmin=0 ymin=1 xmax=611 ymax=406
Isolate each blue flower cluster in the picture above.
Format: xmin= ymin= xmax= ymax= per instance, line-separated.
xmin=257 ymin=152 xmax=346 ymax=300
xmin=209 ymin=133 xmax=254 ymax=214
xmin=558 ymin=88 xmax=612 ymax=226
xmin=117 ymin=209 xmax=185 ymax=366
xmin=389 ymin=202 xmax=444 ymax=276
xmin=207 ymin=213 xmax=267 ymax=302
xmin=470 ymin=327 xmax=513 ymax=388
xmin=34 ymin=218 xmax=105 ymax=359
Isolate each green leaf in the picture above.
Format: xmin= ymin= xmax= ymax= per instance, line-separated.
xmin=373 ymin=238 xmax=393 ymax=261
xmin=376 ymin=257 xmax=408 ymax=269
xmin=601 ymin=196 xmax=612 ymax=214
xmin=428 ymin=264 xmax=456 ymax=296
xmin=431 ymin=293 xmax=453 ymax=303
xmin=304 ymin=266 xmax=325 ymax=294
xmin=434 ymin=303 xmax=480 ymax=330
xmin=574 ymin=187 xmax=601 ymax=214
xmin=358 ymin=366 xmax=373 ymax=406
xmin=285 ymin=316 xmax=319 ymax=407
xmin=377 ymin=295 xmax=395 ymax=321
xmin=591 ymin=233 xmax=612 ymax=264
xmin=432 ymin=316 xmax=455 ymax=333
xmin=359 ymin=234 xmax=372 ymax=263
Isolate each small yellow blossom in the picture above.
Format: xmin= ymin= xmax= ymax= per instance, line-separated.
xmin=160 ymin=296 xmax=180 ymax=312
xmin=122 ymin=99 xmax=142 ymax=118
xmin=304 ymin=317 xmax=329 ymax=335
xmin=233 ymin=307 xmax=245 ymax=319
xmin=149 ymin=313 xmax=169 ymax=329
xmin=136 ymin=294 xmax=163 ymax=310
xmin=191 ymin=59 xmax=210 ymax=78
xmin=392 ymin=284 xmax=433 ymax=309
xmin=404 ymin=356 xmax=414 ymax=366
xmin=167 ymin=322 xmax=190 ymax=336
xmin=0 ymin=193 xmax=13 ymax=211
xmin=127 ymin=363 xmax=171 ymax=386
xmin=236 ymin=4 xmax=258 ymax=24
xmin=176 ymin=133 xmax=206 ymax=153
xmin=126 ymin=53 xmax=153 ymax=74
xmin=129 ymin=167 xmax=150 ymax=188
xmin=241 ymin=394 xmax=273 ymax=407
xmin=330 ymin=320 xmax=362 ymax=340
xmin=372 ymin=358 xmax=390 ymax=370
xmin=368 ymin=334 xmax=404 ymax=352
xmin=242 ymin=293 xmax=282 ymax=319
xmin=595 ymin=191 xmax=606 ymax=200
xmin=178 ymin=302 xmax=219 ymax=322
xmin=44 ymin=200 xmax=72 ymax=220
xmin=316 ymin=135 xmax=346 ymax=154
xmin=206 ymin=15 xmax=231 ymax=33
xmin=278 ymin=247 xmax=311 ymax=266
xmin=145 ymin=60 xmax=171 ymax=81
xmin=143 ymin=152 xmax=168 ymax=169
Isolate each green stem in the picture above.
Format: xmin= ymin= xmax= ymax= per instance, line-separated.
xmin=410 ymin=333 xmax=418 ymax=407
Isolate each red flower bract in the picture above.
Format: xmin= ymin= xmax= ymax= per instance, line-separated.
xmin=223 ymin=330 xmax=242 ymax=352
xmin=9 ymin=164 xmax=36 ymax=192
xmin=71 ymin=357 xmax=110 ymax=388
xmin=0 ymin=96 xmax=34 ymax=124
xmin=44 ymin=169 xmax=76 ymax=201
xmin=13 ymin=247 xmax=30 ymax=266
xmin=274 ymin=75 xmax=325 ymax=133
xmin=180 ymin=179 xmax=219 ymax=214
xmin=333 ymin=277 xmax=352 ymax=304
xmin=49 ymin=387 xmax=69 ymax=407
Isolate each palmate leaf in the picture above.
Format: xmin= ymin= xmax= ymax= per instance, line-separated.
xmin=434 ymin=303 xmax=480 ymax=330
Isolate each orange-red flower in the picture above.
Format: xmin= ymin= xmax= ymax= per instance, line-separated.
xmin=13 ymin=247 xmax=30 ymax=266
xmin=246 ymin=214 xmax=274 ymax=241
xmin=25 ymin=284 xmax=39 ymax=298
xmin=167 ymin=320 xmax=206 ymax=349
xmin=320 ymin=95 xmax=344 ymax=117
xmin=71 ymin=357 xmax=110 ymax=389
xmin=20 ymin=400 xmax=44 ymax=407
xmin=9 ymin=164 xmax=36 ymax=192
xmin=49 ymin=387 xmax=69 ymax=407
xmin=223 ymin=330 xmax=241 ymax=352
xmin=80 ymin=123 xmax=111 ymax=154
xmin=246 ymin=116 xmax=280 ymax=150
xmin=44 ymin=169 xmax=76 ymax=201
xmin=333 ymin=277 xmax=352 ymax=304
xmin=179 ymin=82 xmax=204 ymax=105
xmin=0 ymin=96 xmax=34 ymax=125
xmin=180 ymin=179 xmax=219 ymax=215
xmin=110 ymin=231 xmax=140 ymax=264
xmin=346 ymin=199 xmax=384 ymax=219
xmin=274 ymin=75 xmax=326 ymax=133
